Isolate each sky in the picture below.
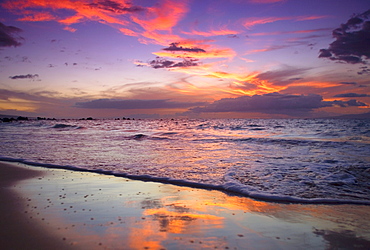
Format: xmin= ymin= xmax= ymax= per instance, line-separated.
xmin=0 ymin=0 xmax=369 ymax=119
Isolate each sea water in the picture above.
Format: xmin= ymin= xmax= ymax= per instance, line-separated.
xmin=1 ymin=118 xmax=369 ymax=204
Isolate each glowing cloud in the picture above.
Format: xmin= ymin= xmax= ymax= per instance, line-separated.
xmin=132 ymin=0 xmax=188 ymax=31
xmin=2 ymin=0 xmax=191 ymax=46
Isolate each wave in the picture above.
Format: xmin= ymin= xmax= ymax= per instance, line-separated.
xmin=51 ymin=124 xmax=84 ymax=129
xmin=1 ymin=157 xmax=369 ymax=206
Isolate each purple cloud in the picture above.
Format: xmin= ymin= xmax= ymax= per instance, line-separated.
xmin=339 ymin=81 xmax=357 ymax=85
xmin=334 ymin=93 xmax=369 ymax=97
xmin=9 ymin=74 xmax=39 ymax=80
xmin=87 ymin=0 xmax=144 ymax=13
xmin=149 ymin=57 xmax=200 ymax=69
xmin=163 ymin=43 xmax=206 ymax=53
xmin=75 ymin=99 xmax=206 ymax=109
xmin=190 ymin=93 xmax=368 ymax=116
xmin=332 ymin=99 xmax=367 ymax=107
xmin=358 ymin=66 xmax=370 ymax=75
xmin=319 ymin=9 xmax=370 ymax=64
xmin=0 ymin=22 xmax=23 ymax=47
xmin=256 ymin=67 xmax=309 ymax=86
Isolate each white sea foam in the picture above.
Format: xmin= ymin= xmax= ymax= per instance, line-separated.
xmin=1 ymin=118 xmax=369 ymax=204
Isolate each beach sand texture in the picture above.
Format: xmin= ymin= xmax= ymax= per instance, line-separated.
xmin=1 ymin=161 xmax=370 ymax=249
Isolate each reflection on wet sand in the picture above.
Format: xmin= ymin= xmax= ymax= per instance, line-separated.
xmin=7 ymin=162 xmax=370 ymax=249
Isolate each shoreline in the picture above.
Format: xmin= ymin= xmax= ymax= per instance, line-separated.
xmin=1 ymin=160 xmax=370 ymax=249
xmin=0 ymin=162 xmax=72 ymax=249
xmin=1 ymin=158 xmax=369 ymax=206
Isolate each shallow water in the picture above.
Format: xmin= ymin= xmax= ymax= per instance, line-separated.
xmin=1 ymin=118 xmax=369 ymax=203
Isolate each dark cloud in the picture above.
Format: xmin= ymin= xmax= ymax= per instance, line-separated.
xmin=149 ymin=57 xmax=200 ymax=69
xmin=9 ymin=74 xmax=39 ymax=80
xmin=319 ymin=9 xmax=370 ymax=64
xmin=87 ymin=0 xmax=144 ymax=13
xmin=75 ymin=99 xmax=206 ymax=109
xmin=191 ymin=93 xmax=331 ymax=115
xmin=0 ymin=22 xmax=23 ymax=47
xmin=163 ymin=43 xmax=206 ymax=53
xmin=190 ymin=93 xmax=368 ymax=116
xmin=357 ymin=66 xmax=370 ymax=75
xmin=339 ymin=81 xmax=357 ymax=85
xmin=334 ymin=93 xmax=369 ymax=97
xmin=332 ymin=99 xmax=367 ymax=107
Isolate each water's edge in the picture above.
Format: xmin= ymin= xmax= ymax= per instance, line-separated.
xmin=2 ymin=157 xmax=369 ymax=206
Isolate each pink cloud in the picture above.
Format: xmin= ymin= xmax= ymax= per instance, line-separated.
xmin=132 ymin=0 xmax=189 ymax=32
xmin=243 ymin=15 xmax=328 ymax=29
xmin=183 ymin=28 xmax=240 ymax=37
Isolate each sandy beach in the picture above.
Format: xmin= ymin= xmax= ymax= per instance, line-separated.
xmin=1 ymin=160 xmax=370 ymax=249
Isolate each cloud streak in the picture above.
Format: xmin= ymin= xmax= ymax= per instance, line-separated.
xmin=191 ymin=93 xmax=331 ymax=115
xmin=243 ymin=15 xmax=327 ymax=29
xmin=75 ymin=98 xmax=205 ymax=109
xmin=190 ymin=93 xmax=368 ymax=116
xmin=334 ymin=93 xmax=369 ymax=97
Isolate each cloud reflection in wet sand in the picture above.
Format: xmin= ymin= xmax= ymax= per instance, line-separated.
xmin=13 ymin=163 xmax=370 ymax=249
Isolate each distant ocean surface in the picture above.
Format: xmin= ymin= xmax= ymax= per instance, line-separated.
xmin=1 ymin=118 xmax=369 ymax=204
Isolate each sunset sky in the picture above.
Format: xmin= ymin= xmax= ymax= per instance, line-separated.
xmin=1 ymin=0 xmax=369 ymax=119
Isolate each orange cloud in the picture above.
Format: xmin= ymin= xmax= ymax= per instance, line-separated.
xmin=119 ymin=27 xmax=138 ymax=37
xmin=132 ymin=0 xmax=189 ymax=32
xmin=63 ymin=26 xmax=77 ymax=32
xmin=204 ymin=70 xmax=287 ymax=96
xmin=139 ymin=31 xmax=183 ymax=45
xmin=3 ymin=0 xmax=131 ymax=27
xmin=291 ymin=81 xmax=341 ymax=88
xmin=17 ymin=11 xmax=56 ymax=22
xmin=166 ymin=68 xmax=287 ymax=98
xmin=153 ymin=48 xmax=235 ymax=59
xmin=2 ymin=0 xmax=189 ymax=45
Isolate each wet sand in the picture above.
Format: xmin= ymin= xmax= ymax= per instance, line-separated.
xmin=0 ymin=162 xmax=72 ymax=249
xmin=1 ymin=160 xmax=370 ymax=249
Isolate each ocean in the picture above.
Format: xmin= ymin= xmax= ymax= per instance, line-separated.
xmin=1 ymin=118 xmax=369 ymax=204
